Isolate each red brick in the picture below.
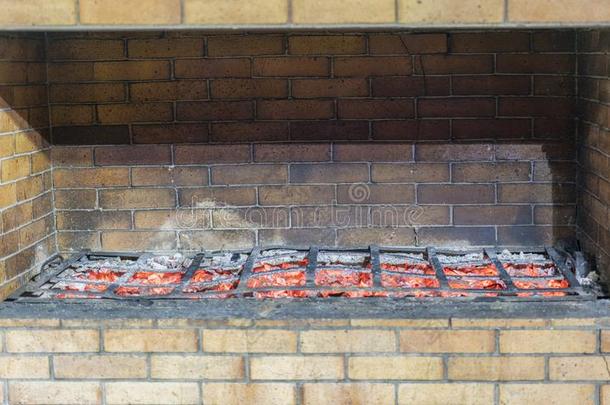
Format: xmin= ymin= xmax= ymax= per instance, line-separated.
xmin=418 ymin=98 xmax=496 ymax=118
xmin=48 ymin=39 xmax=125 ymax=60
xmin=211 ymin=79 xmax=288 ymax=99
xmin=130 ymin=81 xmax=208 ymax=102
xmin=176 ymin=101 xmax=253 ymax=121
xmin=452 ymin=119 xmax=532 ymax=140
xmin=93 ymin=61 xmax=170 ymax=80
xmin=416 ymin=144 xmax=495 ymax=161
xmin=339 ymin=99 xmax=414 ymax=119
xmin=259 ymin=185 xmax=335 ymax=205
xmin=212 ymin=122 xmax=289 ymax=142
xmin=253 ymin=57 xmax=329 ymax=77
xmin=450 ymin=32 xmax=530 ymax=52
xmin=290 ymin=121 xmax=369 ymax=141
xmin=207 ymin=35 xmax=285 ymax=56
xmin=179 ymin=187 xmax=256 ymax=207
xmin=132 ymin=124 xmax=209 ymax=144
xmin=290 ymin=163 xmax=369 ymax=183
xmin=175 ymin=59 xmax=251 ymax=78
xmin=94 ymin=145 xmax=172 ymax=166
xmin=211 ymin=164 xmax=288 ymax=185
xmin=97 ymin=103 xmax=173 ymax=123
xmin=534 ymin=76 xmax=575 ymax=96
xmin=418 ymin=184 xmax=495 ymax=204
xmin=533 ymin=31 xmax=576 ymax=52
xmin=49 ymin=83 xmax=125 ymax=103
xmin=369 ymin=33 xmax=447 ymax=54
xmin=254 ymin=143 xmax=331 ymax=162
xmin=334 ymin=57 xmax=412 ymax=77
xmin=454 ymin=206 xmax=532 ymax=225
xmin=498 ymin=184 xmax=576 ymax=203
xmin=175 ymin=144 xmax=250 ymax=164
xmin=534 ymin=206 xmax=577 ymax=225
xmin=372 ymin=120 xmax=450 ymax=141
xmin=372 ymin=76 xmax=449 ymax=97
xmin=292 ymin=79 xmax=369 ymax=98
xmin=452 ymin=162 xmax=531 ymax=182
xmin=337 ymin=183 xmax=415 ymax=204
xmin=415 ymin=55 xmax=494 ymax=74
xmin=257 ymin=100 xmax=334 ymax=120
xmin=499 ymin=97 xmax=574 ymax=117
xmin=334 ymin=143 xmax=414 ymax=162
xmin=371 ymin=163 xmax=450 ymax=182
xmin=128 ymin=38 xmax=204 ymax=58
xmin=453 ymin=76 xmax=531 ymax=95
xmin=497 ymin=54 xmax=575 ymax=74
xmin=132 ymin=167 xmax=209 ymax=187
xmin=288 ymin=35 xmax=366 ymax=55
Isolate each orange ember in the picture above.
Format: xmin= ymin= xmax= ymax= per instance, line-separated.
xmin=247 ymin=271 xmax=306 ymax=288
xmin=64 ymin=283 xmax=108 ymax=292
xmin=254 ymin=290 xmax=313 ymax=298
xmin=115 ymin=286 xmax=174 ymax=296
xmin=128 ymin=272 xmax=183 ymax=285
xmin=448 ymin=279 xmax=506 ymax=290
xmin=514 ymin=279 xmax=569 ymax=289
xmin=183 ymin=280 xmax=238 ymax=293
xmin=191 ymin=269 xmax=235 ymax=283
xmin=253 ymin=259 xmax=308 ymax=273
xmin=315 ymin=269 xmax=372 ymax=288
xmin=443 ymin=264 xmax=498 ymax=276
xmin=78 ymin=269 xmax=123 ymax=282
xmin=503 ymin=262 xmax=557 ymax=277
xmin=380 ymin=262 xmax=435 ymax=274
xmin=381 ymin=274 xmax=440 ymax=289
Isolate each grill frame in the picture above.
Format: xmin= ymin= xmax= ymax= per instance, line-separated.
xmin=7 ymin=246 xmax=597 ymax=302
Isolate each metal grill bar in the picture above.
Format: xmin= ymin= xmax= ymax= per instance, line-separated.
xmin=370 ymin=245 xmax=382 ymax=287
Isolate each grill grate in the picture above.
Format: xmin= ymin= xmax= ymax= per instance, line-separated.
xmin=8 ymin=246 xmax=597 ymax=302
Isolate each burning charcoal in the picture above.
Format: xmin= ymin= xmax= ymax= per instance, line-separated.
xmin=380 ymin=253 xmax=435 ymax=274
xmin=315 ymin=269 xmax=372 ymax=288
xmin=254 ymin=290 xmax=313 ymax=298
xmin=115 ymin=286 xmax=175 ymax=297
xmin=448 ymin=278 xmax=506 ymax=290
xmin=128 ymin=272 xmax=183 ymax=285
xmin=317 ymin=251 xmax=370 ymax=267
xmin=183 ymin=280 xmax=238 ymax=294
xmin=253 ymin=250 xmax=308 ymax=273
xmin=502 ymin=262 xmax=557 ymax=277
xmin=443 ymin=264 xmax=498 ymax=276
xmin=381 ymin=274 xmax=440 ymax=289
xmin=513 ymin=279 xmax=569 ymax=289
xmin=497 ymin=250 xmax=547 ymax=262
xmin=247 ymin=271 xmax=306 ymax=288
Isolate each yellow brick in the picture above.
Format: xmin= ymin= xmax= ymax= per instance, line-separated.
xmin=549 ymin=356 xmax=610 ymax=381
xmin=293 ymin=0 xmax=395 ymax=24
xmin=352 ymin=319 xmax=449 ymax=328
xmin=104 ymin=329 xmax=197 ymax=352
xmin=250 ymin=356 xmax=343 ymax=380
xmin=499 ymin=384 xmax=595 ymax=405
xmin=448 ymin=356 xmax=545 ymax=381
xmin=303 ymin=383 xmax=394 ymax=405
xmin=602 ymin=330 xmax=610 ymax=352
xmin=1 ymin=155 xmax=30 ymax=182
xmin=254 ymin=319 xmax=350 ymax=328
xmin=399 ymin=383 xmax=494 ymax=405
xmin=9 ymin=381 xmax=101 ymax=405
xmin=399 ymin=0 xmax=503 ymax=23
xmin=452 ymin=318 xmax=547 ymax=328
xmin=185 ymin=0 xmax=288 ymax=24
xmin=6 ymin=329 xmax=99 ymax=353
xmin=500 ymin=330 xmax=597 ymax=353
xmin=602 ymin=385 xmax=610 ymax=405
xmin=550 ymin=318 xmax=597 ymax=327
xmin=105 ymin=382 xmax=199 ymax=405
xmin=202 ymin=329 xmax=297 ymax=353
xmin=0 ymin=318 xmax=59 ymax=327
xmin=80 ymin=0 xmax=181 ymax=25
xmin=300 ymin=330 xmax=396 ymax=353
xmin=400 ymin=330 xmax=495 ymax=353
xmin=202 ymin=383 xmax=296 ymax=405
xmin=348 ymin=356 xmax=443 ymax=380
xmin=0 ymin=356 xmax=49 ymax=378
xmin=0 ymin=0 xmax=76 ymax=26
xmin=509 ymin=0 xmax=610 ymax=22
xmin=53 ymin=355 xmax=147 ymax=379
xmin=151 ymin=355 xmax=244 ymax=379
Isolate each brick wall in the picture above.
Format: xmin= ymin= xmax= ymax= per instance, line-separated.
xmin=0 ymin=316 xmax=607 ymax=404
xmin=0 ymin=0 xmax=609 ymax=28
xmin=47 ymin=31 xmax=578 ymax=253
xmin=0 ymin=33 xmax=56 ymax=300
xmin=577 ymin=30 xmax=610 ymax=283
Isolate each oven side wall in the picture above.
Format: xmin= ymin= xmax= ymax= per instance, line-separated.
xmin=0 ymin=33 xmax=56 ymax=300
xmin=576 ymin=30 xmax=610 ymax=283
xmin=47 ymin=31 xmax=579 ymax=254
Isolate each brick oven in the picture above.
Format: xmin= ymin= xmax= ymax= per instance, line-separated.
xmin=0 ymin=1 xmax=609 ymax=404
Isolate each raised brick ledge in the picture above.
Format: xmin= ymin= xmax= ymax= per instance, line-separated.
xmin=0 ymin=0 xmax=609 ymax=29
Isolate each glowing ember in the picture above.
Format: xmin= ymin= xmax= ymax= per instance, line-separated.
xmin=75 ymin=269 xmax=123 ymax=282
xmin=254 ymin=290 xmax=313 ymax=298
xmin=315 ymin=269 xmax=372 ymax=288
xmin=115 ymin=286 xmax=174 ymax=296
xmin=443 ymin=264 xmax=498 ymax=276
xmin=191 ymin=269 xmax=235 ymax=283
xmin=448 ymin=279 xmax=506 ymax=290
xmin=247 ymin=271 xmax=306 ymax=288
xmin=380 ymin=262 xmax=435 ymax=274
xmin=253 ymin=259 xmax=308 ymax=273
xmin=503 ymin=262 xmax=557 ymax=277
xmin=514 ymin=279 xmax=569 ymax=289
xmin=183 ymin=280 xmax=238 ymax=293
xmin=381 ymin=274 xmax=440 ymax=288
xmin=128 ymin=272 xmax=183 ymax=285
